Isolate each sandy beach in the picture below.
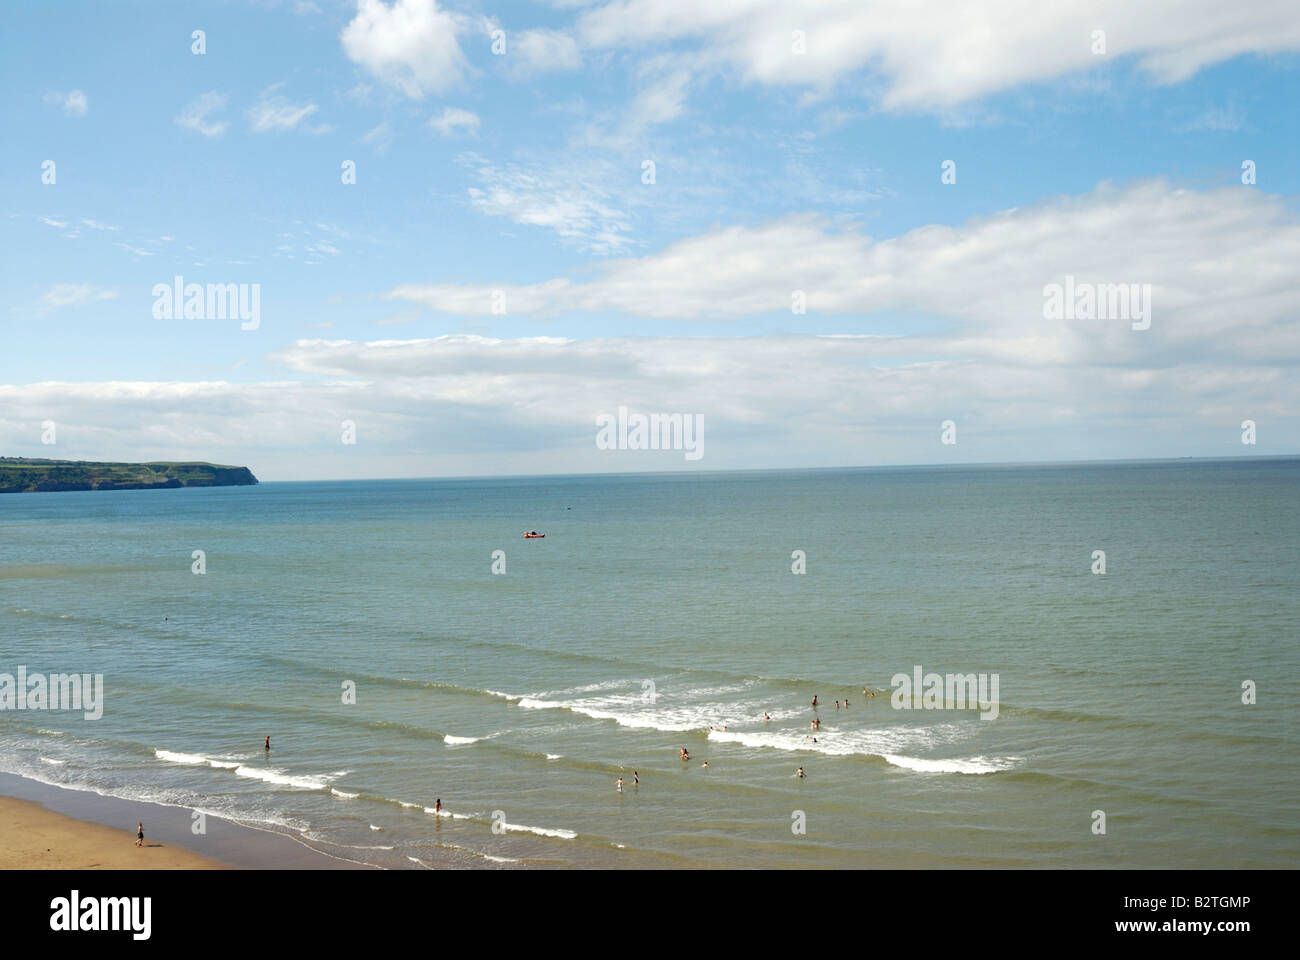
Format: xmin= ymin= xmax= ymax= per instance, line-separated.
xmin=0 ymin=772 xmax=374 ymax=869
xmin=0 ymin=796 xmax=225 ymax=870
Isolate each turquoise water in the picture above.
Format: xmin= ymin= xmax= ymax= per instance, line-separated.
xmin=1 ymin=459 xmax=1297 ymax=868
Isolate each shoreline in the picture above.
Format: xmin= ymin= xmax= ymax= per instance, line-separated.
xmin=0 ymin=771 xmax=375 ymax=870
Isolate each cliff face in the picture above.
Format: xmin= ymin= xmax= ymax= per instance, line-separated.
xmin=0 ymin=459 xmax=259 ymax=493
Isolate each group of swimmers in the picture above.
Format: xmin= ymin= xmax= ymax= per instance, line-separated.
xmin=655 ymin=689 xmax=867 ymax=785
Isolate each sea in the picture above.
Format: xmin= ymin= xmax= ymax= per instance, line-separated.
xmin=1 ymin=459 xmax=1297 ymax=869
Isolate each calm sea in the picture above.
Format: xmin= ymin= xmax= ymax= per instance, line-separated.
xmin=2 ymin=459 xmax=1297 ymax=868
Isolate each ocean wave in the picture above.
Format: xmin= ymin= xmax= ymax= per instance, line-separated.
xmin=882 ymin=754 xmax=1022 ymax=775
xmin=233 ymin=765 xmax=332 ymax=791
xmin=443 ymin=734 xmax=482 ymax=745
xmin=154 ymin=748 xmax=245 ymax=770
xmin=154 ymin=749 xmax=208 ymax=765
xmin=500 ymin=821 xmax=577 ymax=840
xmin=705 ymin=724 xmax=981 ymax=762
xmin=330 ymin=788 xmax=359 ymax=799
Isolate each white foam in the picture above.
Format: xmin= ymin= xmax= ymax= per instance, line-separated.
xmin=369 ymin=824 xmax=383 ymax=831
xmin=501 ymin=821 xmax=577 ymax=840
xmin=545 ymin=754 xmax=562 ymax=760
xmin=516 ymin=697 xmax=701 ymax=731
xmin=882 ymin=754 xmax=1021 ymax=775
xmin=424 ymin=807 xmax=473 ymax=820
xmin=39 ymin=756 xmax=65 ymax=765
xmin=155 ymin=749 xmax=243 ymax=770
xmin=155 ymin=749 xmax=207 ymax=765
xmin=331 ymin=788 xmax=359 ymax=799
xmin=706 ymin=723 xmax=970 ymax=759
xmin=234 ymin=765 xmax=330 ymax=790
xmin=443 ymin=735 xmax=482 ymax=745
xmin=514 ymin=688 xmax=787 ymax=734
xmin=483 ymin=854 xmax=519 ymax=863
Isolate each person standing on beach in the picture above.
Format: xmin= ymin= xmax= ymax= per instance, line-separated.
xmin=136 ymin=822 xmax=144 ymax=847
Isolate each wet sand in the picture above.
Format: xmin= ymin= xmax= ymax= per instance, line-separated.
xmin=0 ymin=772 xmax=374 ymax=869
xmin=0 ymin=796 xmax=225 ymax=869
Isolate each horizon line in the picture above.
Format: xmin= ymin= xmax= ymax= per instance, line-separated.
xmin=248 ymin=452 xmax=1300 ymax=485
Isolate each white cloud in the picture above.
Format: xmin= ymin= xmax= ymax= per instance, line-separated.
xmin=248 ymin=87 xmax=329 ymax=133
xmin=341 ymin=0 xmax=472 ymax=98
xmin=1182 ymin=101 xmax=1246 ymax=132
xmin=511 ymin=28 xmax=582 ymax=76
xmin=387 ymin=179 xmax=1300 ymax=368
xmin=459 ymin=154 xmax=634 ymax=253
xmin=362 ymin=122 xmax=393 ymax=151
xmin=3 ymin=328 xmax=1291 ymax=480
xmin=429 ymin=106 xmax=480 ymax=136
xmin=81 ymin=218 xmax=120 ymax=231
xmin=41 ymin=284 xmax=118 ymax=309
xmin=175 ymin=92 xmax=229 ymax=137
xmin=576 ymin=0 xmax=1300 ymax=110
xmin=44 ymin=89 xmax=88 ymax=117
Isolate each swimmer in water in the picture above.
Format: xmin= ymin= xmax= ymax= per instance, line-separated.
xmin=811 ymin=695 xmax=818 ymax=708
xmin=680 ymin=747 xmax=690 ymax=761
xmin=264 ymin=736 xmax=270 ymax=750
xmin=434 ymin=798 xmax=442 ymax=814
xmin=835 ymin=700 xmax=840 ymax=709
xmin=796 ymin=766 xmax=806 ymax=779
xmin=633 ymin=771 xmax=639 ymax=785
xmin=701 ymin=761 xmax=708 ymax=768
xmin=617 ymin=777 xmax=624 ymax=792
xmin=763 ymin=712 xmax=771 ymax=721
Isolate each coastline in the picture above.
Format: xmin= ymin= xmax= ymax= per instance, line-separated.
xmin=0 ymin=771 xmax=375 ymax=870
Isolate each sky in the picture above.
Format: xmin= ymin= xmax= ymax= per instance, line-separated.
xmin=2 ymin=0 xmax=1298 ymax=481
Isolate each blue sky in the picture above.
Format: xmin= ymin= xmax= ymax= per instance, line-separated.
xmin=2 ymin=0 xmax=1298 ymax=479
